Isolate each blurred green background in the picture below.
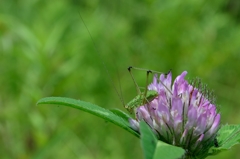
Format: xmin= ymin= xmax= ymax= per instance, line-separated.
xmin=1 ymin=0 xmax=240 ymax=158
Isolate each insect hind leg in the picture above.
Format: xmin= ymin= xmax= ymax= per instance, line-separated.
xmin=142 ymin=70 xmax=152 ymax=104
xmin=128 ymin=66 xmax=141 ymax=95
xmin=128 ymin=66 xmax=155 ymax=104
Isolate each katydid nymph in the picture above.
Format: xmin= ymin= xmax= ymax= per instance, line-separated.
xmin=124 ymin=67 xmax=173 ymax=113
xmin=124 ymin=66 xmax=159 ymax=113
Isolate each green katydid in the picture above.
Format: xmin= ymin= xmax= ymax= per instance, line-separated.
xmin=124 ymin=67 xmax=172 ymax=113
xmin=124 ymin=66 xmax=158 ymax=113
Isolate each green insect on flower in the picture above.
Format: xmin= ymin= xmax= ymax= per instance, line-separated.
xmin=124 ymin=67 xmax=170 ymax=113
xmin=123 ymin=67 xmax=161 ymax=113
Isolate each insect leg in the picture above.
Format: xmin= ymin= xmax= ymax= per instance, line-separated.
xmin=142 ymin=70 xmax=152 ymax=104
xmin=128 ymin=66 xmax=141 ymax=95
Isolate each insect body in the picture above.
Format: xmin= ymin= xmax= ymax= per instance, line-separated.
xmin=125 ymin=90 xmax=158 ymax=113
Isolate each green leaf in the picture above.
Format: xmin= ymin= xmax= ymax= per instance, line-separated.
xmin=139 ymin=121 xmax=185 ymax=159
xmin=153 ymin=141 xmax=185 ymax=159
xmin=140 ymin=121 xmax=158 ymax=159
xmin=37 ymin=97 xmax=139 ymax=137
xmin=110 ymin=108 xmax=132 ymax=122
xmin=209 ymin=124 xmax=240 ymax=155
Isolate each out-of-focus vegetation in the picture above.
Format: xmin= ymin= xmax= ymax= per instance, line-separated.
xmin=1 ymin=0 xmax=240 ymax=158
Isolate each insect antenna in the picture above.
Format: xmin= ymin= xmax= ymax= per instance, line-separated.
xmin=78 ymin=12 xmax=125 ymax=106
xmin=116 ymin=70 xmax=125 ymax=105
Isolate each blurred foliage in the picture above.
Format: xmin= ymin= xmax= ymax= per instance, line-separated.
xmin=1 ymin=0 xmax=240 ymax=158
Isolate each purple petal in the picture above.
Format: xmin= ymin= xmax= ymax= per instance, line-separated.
xmin=137 ymin=107 xmax=153 ymax=127
xmin=194 ymin=114 xmax=207 ymax=135
xmin=205 ymin=114 xmax=220 ymax=139
xmin=129 ymin=119 xmax=139 ymax=132
xmin=185 ymin=105 xmax=197 ymax=129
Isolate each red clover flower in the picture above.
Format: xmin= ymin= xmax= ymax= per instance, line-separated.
xmin=129 ymin=71 xmax=220 ymax=158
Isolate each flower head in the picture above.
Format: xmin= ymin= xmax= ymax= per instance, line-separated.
xmin=129 ymin=71 xmax=220 ymax=157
